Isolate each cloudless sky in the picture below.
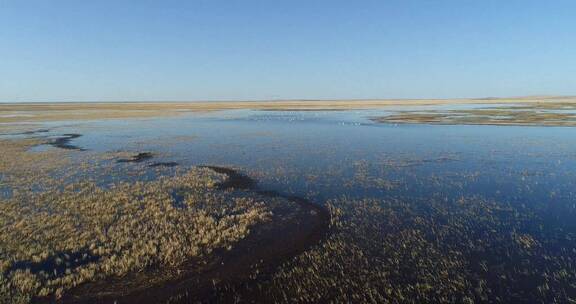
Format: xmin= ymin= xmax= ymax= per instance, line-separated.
xmin=1 ymin=0 xmax=575 ymax=102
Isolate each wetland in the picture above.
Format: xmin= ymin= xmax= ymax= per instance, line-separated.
xmin=1 ymin=98 xmax=576 ymax=303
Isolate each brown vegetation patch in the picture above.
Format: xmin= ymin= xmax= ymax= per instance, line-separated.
xmin=0 ymin=138 xmax=330 ymax=304
xmin=0 ymin=168 xmax=272 ymax=303
xmin=372 ymin=103 xmax=576 ymax=126
xmin=0 ymin=138 xmax=70 ymax=192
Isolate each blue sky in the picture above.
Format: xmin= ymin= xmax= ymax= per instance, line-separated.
xmin=1 ymin=0 xmax=575 ymax=102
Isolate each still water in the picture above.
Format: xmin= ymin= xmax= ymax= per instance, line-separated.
xmin=6 ymin=107 xmax=576 ymax=302
xmin=35 ymin=108 xmax=576 ymax=214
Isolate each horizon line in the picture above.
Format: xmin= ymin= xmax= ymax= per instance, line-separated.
xmin=0 ymin=95 xmax=573 ymax=104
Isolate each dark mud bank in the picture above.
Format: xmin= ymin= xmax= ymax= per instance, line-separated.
xmin=63 ymin=166 xmax=330 ymax=304
xmin=117 ymin=152 xmax=154 ymax=163
xmin=49 ymin=134 xmax=85 ymax=151
xmin=205 ymin=165 xmax=327 ymax=225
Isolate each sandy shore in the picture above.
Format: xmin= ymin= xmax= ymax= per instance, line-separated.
xmin=1 ymin=96 xmax=575 ymax=124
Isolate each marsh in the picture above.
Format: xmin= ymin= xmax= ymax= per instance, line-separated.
xmin=1 ymin=99 xmax=576 ymax=303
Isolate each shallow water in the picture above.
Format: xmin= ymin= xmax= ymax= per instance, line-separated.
xmin=5 ymin=107 xmax=576 ymax=302
xmin=19 ymin=108 xmax=576 ymax=225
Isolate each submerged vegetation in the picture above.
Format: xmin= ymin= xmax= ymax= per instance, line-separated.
xmin=0 ymin=136 xmax=310 ymax=303
xmin=0 ymin=167 xmax=273 ymax=302
xmin=217 ymin=195 xmax=576 ymax=303
xmin=0 ymin=135 xmax=328 ymax=303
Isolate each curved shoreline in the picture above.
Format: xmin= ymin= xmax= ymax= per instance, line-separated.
xmin=62 ymin=166 xmax=330 ymax=303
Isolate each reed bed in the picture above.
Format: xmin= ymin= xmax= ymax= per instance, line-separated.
xmin=0 ymin=138 xmax=70 ymax=193
xmin=0 ymin=138 xmax=273 ymax=303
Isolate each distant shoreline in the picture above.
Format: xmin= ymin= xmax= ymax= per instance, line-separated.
xmin=1 ymin=95 xmax=575 ymax=105
xmin=1 ymin=96 xmax=576 ymax=125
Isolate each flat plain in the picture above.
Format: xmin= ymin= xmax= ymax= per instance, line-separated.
xmin=1 ymin=95 xmax=575 ymax=124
